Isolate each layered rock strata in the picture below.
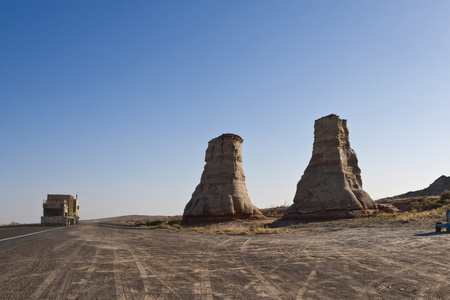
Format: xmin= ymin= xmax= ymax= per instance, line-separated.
xmin=182 ymin=134 xmax=264 ymax=224
xmin=283 ymin=114 xmax=378 ymax=221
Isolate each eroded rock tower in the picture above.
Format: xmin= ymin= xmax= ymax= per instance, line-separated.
xmin=282 ymin=114 xmax=378 ymax=221
xmin=182 ymin=134 xmax=264 ymax=224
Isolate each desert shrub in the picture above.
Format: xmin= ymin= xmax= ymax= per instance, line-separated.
xmin=408 ymin=196 xmax=447 ymax=212
xmin=362 ymin=204 xmax=449 ymax=223
xmin=440 ymin=190 xmax=450 ymax=200
xmin=189 ymin=224 xmax=279 ymax=235
xmin=121 ymin=216 xmax=182 ymax=229
xmin=412 ymin=201 xmax=443 ymax=211
xmin=145 ymin=220 xmax=164 ymax=226
xmin=168 ymin=219 xmax=181 ymax=226
xmin=260 ymin=205 xmax=289 ymax=218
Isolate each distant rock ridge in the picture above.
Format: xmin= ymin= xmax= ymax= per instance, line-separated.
xmin=181 ymin=133 xmax=264 ymax=224
xmin=393 ymin=175 xmax=450 ymax=198
xmin=282 ymin=114 xmax=378 ymax=221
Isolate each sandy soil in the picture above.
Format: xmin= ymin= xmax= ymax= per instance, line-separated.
xmin=0 ymin=220 xmax=449 ymax=299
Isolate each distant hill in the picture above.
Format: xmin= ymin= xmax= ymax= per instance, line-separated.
xmin=394 ymin=175 xmax=450 ymax=198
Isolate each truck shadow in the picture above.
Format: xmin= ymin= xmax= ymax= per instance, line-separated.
xmin=414 ymin=231 xmax=450 ymax=236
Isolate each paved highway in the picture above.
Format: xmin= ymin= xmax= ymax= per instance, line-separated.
xmin=0 ymin=225 xmax=76 ymax=254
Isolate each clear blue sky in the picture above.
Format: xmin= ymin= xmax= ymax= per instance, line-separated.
xmin=1 ymin=1 xmax=449 ymax=224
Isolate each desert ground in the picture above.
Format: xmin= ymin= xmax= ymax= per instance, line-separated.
xmin=0 ymin=219 xmax=449 ymax=300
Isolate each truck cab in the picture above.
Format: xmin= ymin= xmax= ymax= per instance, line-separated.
xmin=41 ymin=194 xmax=79 ymax=226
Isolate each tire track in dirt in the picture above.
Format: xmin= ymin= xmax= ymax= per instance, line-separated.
xmin=215 ymin=235 xmax=323 ymax=299
xmin=299 ymin=244 xmax=390 ymax=298
xmin=211 ymin=237 xmax=233 ymax=250
xmin=66 ymin=244 xmax=100 ymax=300
xmin=136 ymin=234 xmax=217 ymax=299
xmin=235 ymin=237 xmax=289 ymax=299
xmin=295 ymin=269 xmax=317 ymax=299
xmin=29 ymin=238 xmax=89 ymax=300
xmin=172 ymin=234 xmax=278 ymax=298
xmin=128 ymin=249 xmax=152 ymax=300
xmin=269 ymin=230 xmax=389 ymax=298
xmin=42 ymin=226 xmax=98 ymax=300
xmin=129 ymin=247 xmax=182 ymax=300
xmin=243 ymin=265 xmax=288 ymax=298
xmin=357 ymin=251 xmax=449 ymax=299
xmin=112 ymin=230 xmax=142 ymax=297
xmin=111 ymin=228 xmax=183 ymax=299
xmin=0 ymin=236 xmax=54 ymax=285
xmin=197 ymin=233 xmax=236 ymax=298
xmin=240 ymin=238 xmax=251 ymax=253
xmin=201 ymin=238 xmax=245 ymax=299
xmin=309 ymin=231 xmax=450 ymax=299
xmin=56 ymin=227 xmax=100 ymax=300
xmin=192 ymin=269 xmax=213 ymax=300
xmin=112 ymin=253 xmax=126 ymax=300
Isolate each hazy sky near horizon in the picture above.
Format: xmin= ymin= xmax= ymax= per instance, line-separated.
xmin=1 ymin=1 xmax=449 ymax=224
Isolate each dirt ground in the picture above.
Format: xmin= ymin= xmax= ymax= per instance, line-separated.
xmin=0 ymin=220 xmax=449 ymax=299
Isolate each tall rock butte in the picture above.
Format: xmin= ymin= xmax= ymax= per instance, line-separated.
xmin=182 ymin=134 xmax=264 ymax=224
xmin=282 ymin=114 xmax=378 ymax=221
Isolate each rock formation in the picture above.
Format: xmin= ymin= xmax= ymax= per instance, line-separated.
xmin=376 ymin=203 xmax=402 ymax=213
xmin=393 ymin=175 xmax=450 ymax=198
xmin=282 ymin=114 xmax=378 ymax=221
xmin=182 ymin=134 xmax=264 ymax=224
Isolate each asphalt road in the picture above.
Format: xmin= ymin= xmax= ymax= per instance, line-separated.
xmin=0 ymin=222 xmax=449 ymax=299
xmin=0 ymin=225 xmax=76 ymax=254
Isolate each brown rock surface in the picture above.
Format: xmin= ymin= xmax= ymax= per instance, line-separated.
xmin=182 ymin=134 xmax=264 ymax=224
xmin=376 ymin=203 xmax=402 ymax=213
xmin=283 ymin=114 xmax=378 ymax=221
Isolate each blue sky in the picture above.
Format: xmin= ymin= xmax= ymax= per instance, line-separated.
xmin=1 ymin=1 xmax=449 ymax=224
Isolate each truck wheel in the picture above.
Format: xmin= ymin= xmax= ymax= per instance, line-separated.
xmin=435 ymin=226 xmax=441 ymax=233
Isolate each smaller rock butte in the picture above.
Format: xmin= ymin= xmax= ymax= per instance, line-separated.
xmin=282 ymin=114 xmax=378 ymax=221
xmin=181 ymin=133 xmax=264 ymax=225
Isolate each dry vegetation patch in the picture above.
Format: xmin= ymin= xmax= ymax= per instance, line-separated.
xmin=351 ymin=206 xmax=449 ymax=225
xmin=121 ymin=216 xmax=182 ymax=228
xmin=0 ymin=222 xmax=21 ymax=227
xmin=122 ymin=216 xmax=279 ymax=234
xmin=185 ymin=223 xmax=279 ymax=235
xmin=377 ymin=191 xmax=450 ymax=212
xmin=372 ymin=191 xmax=450 ymax=224
xmin=122 ymin=193 xmax=450 ymax=233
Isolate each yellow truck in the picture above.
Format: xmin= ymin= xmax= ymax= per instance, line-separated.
xmin=41 ymin=194 xmax=79 ymax=226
